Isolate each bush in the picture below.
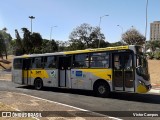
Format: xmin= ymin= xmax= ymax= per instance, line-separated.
xmin=147 ymin=52 xmax=154 ymax=60
xmin=154 ymin=51 xmax=160 ymax=60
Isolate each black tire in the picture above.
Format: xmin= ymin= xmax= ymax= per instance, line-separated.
xmin=34 ymin=78 xmax=43 ymax=90
xmin=94 ymin=82 xmax=110 ymax=97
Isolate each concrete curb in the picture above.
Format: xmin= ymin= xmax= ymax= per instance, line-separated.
xmin=149 ymin=89 xmax=160 ymax=94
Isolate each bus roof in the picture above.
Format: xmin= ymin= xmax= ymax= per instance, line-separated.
xmin=13 ymin=45 xmax=138 ymax=59
xmin=64 ymin=45 xmax=129 ymax=54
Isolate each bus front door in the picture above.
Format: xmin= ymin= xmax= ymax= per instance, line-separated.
xmin=112 ymin=52 xmax=134 ymax=92
xmin=22 ymin=59 xmax=31 ymax=85
xmin=58 ymin=56 xmax=71 ymax=87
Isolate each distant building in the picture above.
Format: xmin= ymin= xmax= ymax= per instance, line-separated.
xmin=150 ymin=21 xmax=160 ymax=41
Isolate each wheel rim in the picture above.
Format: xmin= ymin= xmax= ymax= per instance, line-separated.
xmin=98 ymin=85 xmax=106 ymax=94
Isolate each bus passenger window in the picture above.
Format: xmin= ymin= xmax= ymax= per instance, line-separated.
xmin=32 ymin=57 xmax=42 ymax=69
xmin=114 ymin=55 xmax=121 ymax=70
xmin=124 ymin=54 xmax=132 ymax=69
xmin=44 ymin=56 xmax=56 ymax=68
xmin=90 ymin=52 xmax=110 ymax=68
xmin=73 ymin=54 xmax=89 ymax=68
xmin=13 ymin=59 xmax=23 ymax=69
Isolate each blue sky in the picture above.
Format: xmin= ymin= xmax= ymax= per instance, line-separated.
xmin=0 ymin=0 xmax=159 ymax=43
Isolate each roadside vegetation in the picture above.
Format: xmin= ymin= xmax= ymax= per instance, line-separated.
xmin=146 ymin=40 xmax=160 ymax=60
xmin=0 ymin=23 xmax=160 ymax=69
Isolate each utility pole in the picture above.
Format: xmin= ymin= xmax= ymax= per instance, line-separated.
xmin=98 ymin=15 xmax=109 ymax=48
xmin=29 ymin=16 xmax=35 ymax=33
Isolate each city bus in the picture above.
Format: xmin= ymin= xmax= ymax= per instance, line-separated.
xmin=12 ymin=45 xmax=151 ymax=97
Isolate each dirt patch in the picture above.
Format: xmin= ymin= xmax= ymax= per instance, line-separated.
xmin=0 ymin=74 xmax=11 ymax=80
xmin=0 ymin=102 xmax=35 ymax=120
xmin=0 ymin=55 xmax=13 ymax=70
xmin=148 ymin=60 xmax=160 ymax=85
xmin=0 ymin=102 xmax=15 ymax=111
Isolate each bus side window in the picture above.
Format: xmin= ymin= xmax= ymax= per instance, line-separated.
xmin=32 ymin=57 xmax=42 ymax=69
xmin=13 ymin=58 xmax=23 ymax=69
xmin=44 ymin=56 xmax=56 ymax=68
xmin=73 ymin=54 xmax=89 ymax=68
xmin=124 ymin=54 xmax=132 ymax=69
xmin=90 ymin=52 xmax=110 ymax=68
xmin=114 ymin=55 xmax=121 ymax=70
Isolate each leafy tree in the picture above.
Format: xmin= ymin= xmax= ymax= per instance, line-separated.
xmin=122 ymin=28 xmax=145 ymax=45
xmin=41 ymin=39 xmax=58 ymax=53
xmin=31 ymin=32 xmax=43 ymax=53
xmin=56 ymin=40 xmax=69 ymax=51
xmin=50 ymin=39 xmax=58 ymax=52
xmin=41 ymin=39 xmax=49 ymax=53
xmin=9 ymin=39 xmax=17 ymax=55
xmin=0 ymin=34 xmax=5 ymax=59
xmin=110 ymin=41 xmax=125 ymax=47
xmin=91 ymin=40 xmax=110 ymax=48
xmin=14 ymin=28 xmax=45 ymax=55
xmin=21 ymin=28 xmax=32 ymax=54
xmin=67 ymin=39 xmax=85 ymax=50
xmin=0 ymin=28 xmax=12 ymax=59
xmin=15 ymin=29 xmax=24 ymax=55
xmin=69 ymin=23 xmax=105 ymax=49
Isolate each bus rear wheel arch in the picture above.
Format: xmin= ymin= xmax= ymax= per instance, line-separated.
xmin=93 ymin=80 xmax=110 ymax=98
xmin=34 ymin=78 xmax=43 ymax=90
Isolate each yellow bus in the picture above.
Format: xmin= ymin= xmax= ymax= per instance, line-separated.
xmin=12 ymin=45 xmax=151 ymax=97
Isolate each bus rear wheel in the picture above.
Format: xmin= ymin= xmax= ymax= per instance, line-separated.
xmin=94 ymin=81 xmax=110 ymax=97
xmin=34 ymin=78 xmax=43 ymax=90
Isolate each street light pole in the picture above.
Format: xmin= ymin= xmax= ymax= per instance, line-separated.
xmin=98 ymin=15 xmax=109 ymax=48
xmin=29 ymin=16 xmax=35 ymax=33
xmin=50 ymin=26 xmax=57 ymax=40
xmin=117 ymin=25 xmax=124 ymax=45
xmin=144 ymin=0 xmax=148 ymax=53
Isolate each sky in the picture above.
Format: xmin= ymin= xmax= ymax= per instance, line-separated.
xmin=0 ymin=0 xmax=159 ymax=43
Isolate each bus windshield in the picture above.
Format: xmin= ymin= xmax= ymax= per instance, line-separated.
xmin=136 ymin=53 xmax=150 ymax=81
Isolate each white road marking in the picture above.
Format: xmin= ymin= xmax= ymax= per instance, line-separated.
xmin=6 ymin=91 xmax=122 ymax=120
xmin=109 ymin=117 xmax=123 ymax=120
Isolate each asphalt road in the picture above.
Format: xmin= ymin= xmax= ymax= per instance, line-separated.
xmin=0 ymin=80 xmax=160 ymax=120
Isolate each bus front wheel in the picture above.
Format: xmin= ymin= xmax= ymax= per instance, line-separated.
xmin=94 ymin=81 xmax=110 ymax=97
xmin=34 ymin=78 xmax=43 ymax=90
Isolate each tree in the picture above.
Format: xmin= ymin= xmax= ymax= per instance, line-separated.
xmin=0 ymin=28 xmax=12 ymax=59
xmin=10 ymin=39 xmax=17 ymax=55
xmin=15 ymin=29 xmax=24 ymax=55
xmin=91 ymin=40 xmax=110 ymax=48
xmin=69 ymin=23 xmax=105 ymax=49
xmin=0 ymin=34 xmax=5 ymax=59
xmin=67 ymin=40 xmax=85 ymax=50
xmin=41 ymin=39 xmax=58 ymax=53
xmin=56 ymin=40 xmax=69 ymax=51
xmin=110 ymin=41 xmax=125 ymax=47
xmin=21 ymin=28 xmax=32 ymax=54
xmin=50 ymin=39 xmax=58 ymax=52
xmin=122 ymin=28 xmax=145 ymax=45
xmin=31 ymin=32 xmax=43 ymax=53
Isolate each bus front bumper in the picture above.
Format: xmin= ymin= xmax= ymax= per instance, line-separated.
xmin=137 ymin=83 xmax=152 ymax=93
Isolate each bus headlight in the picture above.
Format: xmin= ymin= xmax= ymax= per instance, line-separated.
xmin=139 ymin=80 xmax=145 ymax=86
